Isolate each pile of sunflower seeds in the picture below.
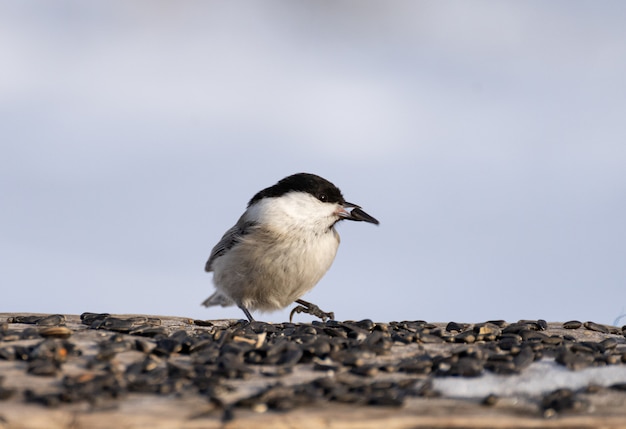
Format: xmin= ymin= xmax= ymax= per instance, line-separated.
xmin=0 ymin=313 xmax=625 ymax=420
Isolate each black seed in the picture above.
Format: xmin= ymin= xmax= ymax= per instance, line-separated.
xmin=354 ymin=319 xmax=375 ymax=331
xmin=391 ymin=331 xmax=414 ymax=344
xmin=300 ymin=337 xmax=331 ymax=358
xmin=276 ymin=343 xmax=303 ymax=366
xmin=541 ymin=388 xmax=585 ymax=414
xmin=187 ymin=337 xmax=214 ymax=353
xmin=605 ymin=354 xmax=621 ymax=365
xmin=419 ymin=333 xmax=445 ymax=344
xmin=38 ymin=326 xmax=72 ymax=339
xmin=14 ymin=345 xmax=31 ymax=360
xmin=7 ymin=315 xmax=43 ymax=324
xmin=513 ymin=346 xmax=535 ymax=370
xmin=517 ymin=320 xmax=547 ymax=331
xmin=220 ymin=341 xmax=251 ymax=356
xmin=142 ymin=354 xmax=163 ymax=372
xmin=0 ymin=347 xmax=15 ymax=360
xmin=244 ymin=349 xmax=265 ymax=364
xmin=486 ymin=320 xmax=508 ymax=327
xmin=446 ymin=322 xmax=469 ymax=333
xmin=457 ymin=346 xmax=486 ymax=360
xmin=520 ymin=330 xmax=547 ymax=342
xmin=368 ymin=393 xmax=403 ymax=407
xmin=398 ymin=356 xmax=433 ymax=374
xmin=260 ymin=367 xmax=292 ymax=377
xmin=500 ymin=332 xmax=523 ymax=341
xmin=555 ymin=347 xmax=595 ymax=370
xmin=515 ymin=321 xmax=534 ymax=330
xmin=485 ymin=359 xmax=517 ymax=375
xmin=169 ymin=331 xmax=196 ymax=354
xmin=216 ymin=355 xmax=254 ymax=379
xmin=249 ymin=321 xmax=277 ymax=334
xmin=428 ymin=327 xmax=446 ymax=337
xmin=504 ymin=322 xmax=542 ymax=334
xmin=313 ymin=358 xmax=340 ymax=372
xmin=343 ymin=323 xmax=369 ymax=341
xmin=454 ymin=331 xmax=476 ymax=344
xmin=445 ymin=357 xmax=484 ymax=377
xmin=0 ymin=333 xmax=20 ymax=342
xmin=80 ymin=312 xmax=110 ymax=325
xmin=542 ymin=336 xmax=563 ymax=346
xmin=324 ymin=320 xmax=343 ymax=328
xmin=330 ymin=350 xmax=364 ymax=367
xmin=129 ymin=326 xmax=169 ymax=337
xmin=350 ymin=365 xmax=379 ymax=377
xmin=502 ymin=324 xmax=527 ymax=334
xmin=474 ymin=323 xmax=502 ymax=338
xmin=97 ymin=317 xmax=136 ymax=332
xmin=35 ymin=314 xmax=66 ymax=326
xmin=415 ymin=379 xmax=439 ymax=398
xmin=362 ymin=330 xmax=393 ymax=354
xmin=146 ymin=317 xmax=162 ymax=326
xmin=487 ymin=352 xmax=513 ymax=363
xmin=323 ymin=327 xmax=348 ymax=339
xmin=563 ymin=320 xmax=582 ymax=329
xmin=297 ymin=325 xmax=318 ymax=336
xmin=30 ymin=339 xmax=75 ymax=363
xmin=600 ymin=338 xmax=618 ymax=350
xmin=97 ymin=340 xmax=132 ymax=361
xmin=193 ymin=346 xmax=220 ymax=365
xmin=571 ymin=343 xmax=597 ymax=354
xmin=167 ymin=361 xmax=195 ymax=379
xmin=583 ymin=321 xmax=609 ymax=334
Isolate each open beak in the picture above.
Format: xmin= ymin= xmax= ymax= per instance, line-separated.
xmin=339 ymin=202 xmax=379 ymax=225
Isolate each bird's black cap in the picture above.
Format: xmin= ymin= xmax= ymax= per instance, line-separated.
xmin=248 ymin=173 xmax=345 ymax=207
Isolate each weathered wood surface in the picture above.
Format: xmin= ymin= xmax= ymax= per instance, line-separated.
xmin=1 ymin=313 xmax=625 ymax=429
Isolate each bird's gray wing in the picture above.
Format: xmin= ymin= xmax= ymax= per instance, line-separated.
xmin=205 ymin=216 xmax=256 ymax=272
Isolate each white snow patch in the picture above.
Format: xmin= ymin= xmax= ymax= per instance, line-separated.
xmin=433 ymin=359 xmax=626 ymax=398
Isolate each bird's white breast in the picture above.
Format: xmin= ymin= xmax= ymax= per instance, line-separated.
xmin=211 ymin=192 xmax=342 ymax=311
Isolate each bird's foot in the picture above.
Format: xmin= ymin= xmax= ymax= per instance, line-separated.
xmin=289 ymin=299 xmax=335 ymax=322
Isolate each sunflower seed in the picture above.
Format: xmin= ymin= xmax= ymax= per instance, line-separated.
xmin=38 ymin=326 xmax=72 ymax=339
xmin=563 ymin=320 xmax=582 ymax=329
xmin=583 ymin=321 xmax=609 ymax=334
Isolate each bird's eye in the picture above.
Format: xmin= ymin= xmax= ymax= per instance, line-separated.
xmin=318 ymin=193 xmax=327 ymax=202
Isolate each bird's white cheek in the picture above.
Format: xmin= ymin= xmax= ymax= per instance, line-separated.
xmin=252 ymin=193 xmax=339 ymax=233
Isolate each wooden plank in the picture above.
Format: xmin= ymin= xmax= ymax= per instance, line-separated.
xmin=1 ymin=314 xmax=625 ymax=428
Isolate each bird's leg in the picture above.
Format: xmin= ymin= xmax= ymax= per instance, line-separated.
xmin=289 ymin=299 xmax=335 ymax=322
xmin=238 ymin=305 xmax=255 ymax=322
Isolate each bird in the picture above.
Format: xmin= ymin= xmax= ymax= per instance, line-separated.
xmin=202 ymin=172 xmax=379 ymax=322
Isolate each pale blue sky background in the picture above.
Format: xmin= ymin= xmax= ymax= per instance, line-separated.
xmin=2 ymin=1 xmax=625 ymax=324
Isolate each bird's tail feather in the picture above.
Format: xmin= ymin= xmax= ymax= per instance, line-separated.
xmin=201 ymin=292 xmax=234 ymax=308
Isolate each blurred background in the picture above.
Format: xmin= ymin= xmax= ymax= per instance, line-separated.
xmin=2 ymin=1 xmax=625 ymax=324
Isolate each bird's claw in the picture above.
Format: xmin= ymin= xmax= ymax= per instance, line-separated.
xmin=289 ymin=301 xmax=335 ymax=322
